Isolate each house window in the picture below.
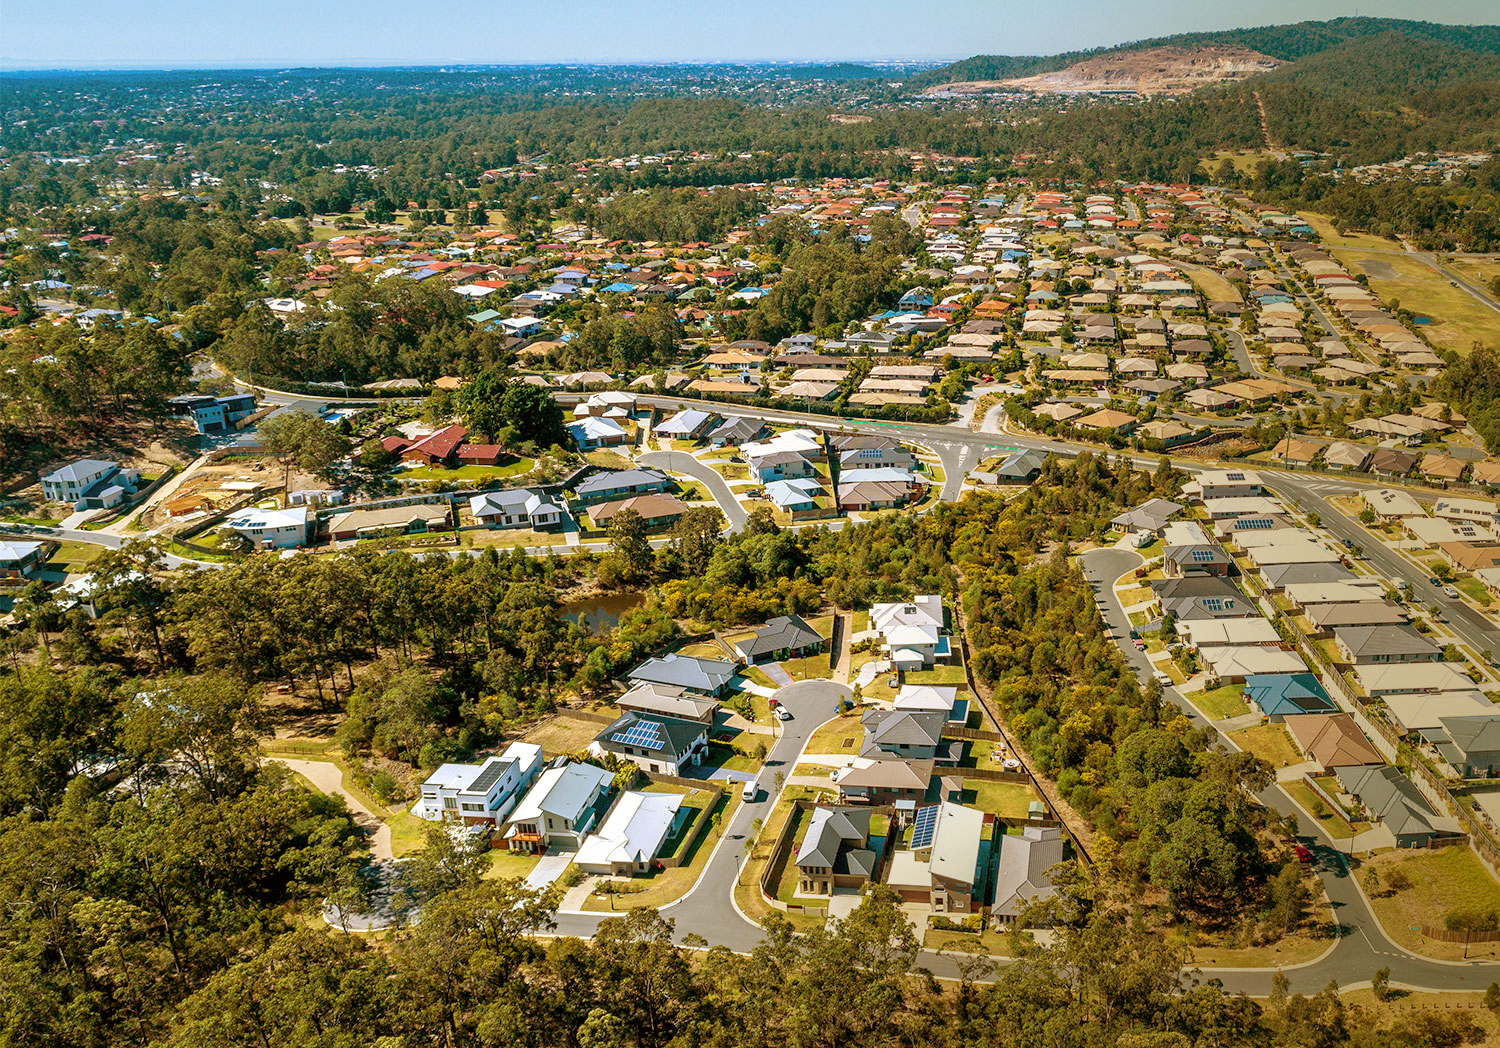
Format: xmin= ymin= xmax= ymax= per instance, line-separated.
xmin=443 ymin=798 xmax=457 ymax=809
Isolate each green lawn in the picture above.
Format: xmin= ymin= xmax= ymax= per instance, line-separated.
xmin=961 ymin=779 xmax=1042 ymax=820
xmin=1283 ymin=782 xmax=1357 ymax=840
xmin=781 ymin=652 xmax=834 ymax=681
xmin=1456 ymin=577 xmax=1494 ymax=606
xmin=584 ymin=450 xmax=637 ymax=470
xmin=1230 ymin=723 xmax=1302 ymax=769
xmin=1184 ymin=683 xmax=1249 ymax=721
xmin=700 ymin=743 xmax=762 ymax=775
xmin=906 ymin=663 xmax=968 ymax=686
xmin=740 ymin=666 xmax=777 ymax=691
xmin=41 ymin=540 xmax=101 ymax=571
xmin=399 ymin=457 xmax=535 ymax=482
xmin=803 ymin=715 xmax=865 ymax=755
xmin=482 ymin=849 xmax=543 ymax=881
xmin=851 ymin=610 xmax=870 ymax=635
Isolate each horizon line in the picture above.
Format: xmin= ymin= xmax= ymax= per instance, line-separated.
xmin=1 ymin=57 xmax=964 ymax=75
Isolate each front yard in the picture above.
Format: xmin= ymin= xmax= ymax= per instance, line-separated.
xmin=1183 ymin=683 xmax=1250 ymax=721
xmin=803 ymin=714 xmax=864 ymax=756
xmin=1229 ymin=723 xmax=1302 ymax=769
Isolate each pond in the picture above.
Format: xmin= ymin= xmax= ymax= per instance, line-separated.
xmin=558 ymin=590 xmax=646 ymax=632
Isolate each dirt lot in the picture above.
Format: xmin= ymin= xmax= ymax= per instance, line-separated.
xmin=523 ymin=711 xmax=613 ymax=757
xmin=140 ymin=454 xmax=281 ymax=531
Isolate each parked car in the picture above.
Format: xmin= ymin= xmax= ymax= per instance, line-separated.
xmin=1132 ymin=638 xmax=1146 ymax=650
xmin=1428 ymin=576 xmax=1442 ymax=586
xmin=1152 ymin=670 xmax=1172 ymax=687
xmin=1444 ymin=584 xmax=1461 ymax=599
xmin=776 ymin=707 xmax=792 ymax=722
xmin=768 ymin=697 xmax=779 ymax=709
xmin=1341 ymin=538 xmax=1354 ymax=549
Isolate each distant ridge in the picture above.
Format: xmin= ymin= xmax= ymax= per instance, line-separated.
xmin=904 ymin=17 xmax=1500 ymax=91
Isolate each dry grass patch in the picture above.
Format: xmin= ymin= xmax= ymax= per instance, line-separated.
xmin=1364 ymin=846 xmax=1500 ymax=960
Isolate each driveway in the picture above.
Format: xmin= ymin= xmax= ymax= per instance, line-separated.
xmin=638 ymin=450 xmax=747 ymax=531
xmin=275 ymin=757 xmax=392 ymax=860
xmin=525 ymin=849 xmax=578 ymax=892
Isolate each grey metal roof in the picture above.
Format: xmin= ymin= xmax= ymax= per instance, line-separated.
xmin=1334 ymin=625 xmax=1441 ymax=659
xmin=735 ymin=614 xmax=823 ymax=658
xmin=628 ymin=653 xmax=737 ymax=694
xmin=574 ymin=468 xmax=670 ymax=498
xmin=797 ymin=806 xmax=871 ymax=870
xmin=594 ymin=711 xmax=706 ymax=761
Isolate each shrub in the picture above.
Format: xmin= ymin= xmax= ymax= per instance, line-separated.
xmin=1446 ymin=906 xmax=1500 ymax=933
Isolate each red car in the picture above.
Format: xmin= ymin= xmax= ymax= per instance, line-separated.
xmin=1294 ymin=845 xmax=1313 ymax=866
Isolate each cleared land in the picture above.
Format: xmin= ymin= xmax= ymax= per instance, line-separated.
xmin=1183 ymin=683 xmax=1250 ymax=721
xmin=1229 ymin=723 xmax=1302 ymax=769
xmin=522 ymin=712 xmax=611 ymax=756
xmin=1298 ymin=212 xmax=1402 ymax=251
xmin=1334 ymin=249 xmax=1500 ymax=354
xmin=1364 ymin=846 xmax=1500 ymax=961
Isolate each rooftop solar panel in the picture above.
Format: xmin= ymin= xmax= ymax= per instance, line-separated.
xmin=467 ymin=759 xmax=509 ymax=793
xmin=611 ymin=719 xmax=665 ymax=751
xmin=911 ymin=804 xmax=940 ymax=850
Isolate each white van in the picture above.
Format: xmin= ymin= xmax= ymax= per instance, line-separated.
xmin=742 ymin=779 xmax=758 ymax=802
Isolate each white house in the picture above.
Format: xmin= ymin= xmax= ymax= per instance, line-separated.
xmin=567 ymin=416 xmax=627 ymax=451
xmin=1182 ymin=469 xmax=1264 ymax=502
xmin=574 ymin=791 xmax=686 ymax=876
xmin=894 ymin=684 xmax=968 ymax=724
xmin=870 ymin=595 xmax=949 ymax=671
xmin=505 ymin=761 xmax=614 ymax=853
xmin=220 ymin=505 xmax=311 ymax=549
xmin=41 ymin=459 xmax=139 ymax=509
xmin=414 ymin=742 xmax=545 ymax=826
xmin=468 ymin=488 xmax=565 ymax=530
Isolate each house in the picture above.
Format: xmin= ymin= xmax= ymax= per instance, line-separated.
xmin=573 ymin=468 xmax=673 ymax=505
xmin=765 ymin=478 xmax=828 ymax=518
xmin=730 ymin=614 xmax=825 ymax=664
xmin=0 ymin=536 xmax=44 ymax=579
xmin=400 ymin=425 xmax=468 ymax=467
xmin=326 ymin=503 xmax=451 ymax=542
xmin=1283 ymin=714 xmax=1383 ymax=772
xmin=1182 ymin=469 xmax=1264 ymax=501
xmin=1163 ymin=541 xmax=1231 ymax=577
xmin=615 ymin=681 xmax=720 ymax=724
xmin=1178 ymin=618 xmax=1282 ymax=649
xmin=990 ymin=448 xmax=1048 ymax=483
xmin=707 ymin=416 xmax=767 ymax=447
xmin=795 ymin=806 xmax=877 ymax=896
xmin=1333 ymin=764 xmax=1447 ymax=848
xmin=1305 ymin=602 xmax=1407 ymax=632
xmin=870 ymin=595 xmax=949 ymax=669
xmin=589 ymin=493 xmax=690 ymax=529
xmin=654 ymin=409 xmax=719 ymax=441
xmin=169 ymin=393 xmax=259 ymax=434
xmin=627 ymin=653 xmax=737 ymax=697
xmin=468 ymin=488 xmax=565 ymax=530
xmin=1199 ymin=645 xmax=1308 ymax=683
xmin=575 ymin=791 xmax=687 ymax=876
xmin=894 ymin=684 xmax=969 ymax=724
xmin=838 ymin=477 xmax=915 ymax=512
xmin=591 ymin=711 xmax=709 ymax=777
xmin=1111 ymin=497 xmax=1182 ymax=534
xmin=1383 ymin=690 xmax=1495 ymax=734
xmin=885 ymin=802 xmax=986 ymax=914
xmin=40 ymin=459 xmax=140 ymax=509
xmin=835 ymin=440 xmax=915 ymax=471
xmin=220 ymin=505 xmax=312 ymax=550
xmin=832 ymin=757 xmax=935 ymax=805
xmin=860 ymin=709 xmax=958 ymax=762
xmin=1431 ymin=716 xmax=1500 ymax=778
xmin=991 ymin=825 xmax=1068 ymax=925
xmin=414 ymin=741 xmax=545 ymax=825
xmin=1356 ymin=661 xmax=1478 ymax=698
xmin=1363 ymin=488 xmax=1425 ymax=522
xmin=1432 ymin=497 xmax=1500 ymax=527
xmin=1074 ymin=408 xmax=1138 ymax=434
xmin=1334 ymin=625 xmax=1441 ymax=665
xmin=568 ymin=416 xmax=628 ymax=450
xmin=1242 ymin=673 xmax=1337 ymax=721
xmin=1151 ymin=575 xmax=1254 ymax=620
xmin=505 ymin=760 xmax=614 ymax=853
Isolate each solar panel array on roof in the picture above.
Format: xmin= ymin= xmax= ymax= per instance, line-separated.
xmin=910 ymin=804 xmax=940 ymax=850
xmin=1238 ymin=518 xmax=1273 ymax=530
xmin=1190 ymin=548 xmax=1219 ymax=562
xmin=1226 ymin=472 xmax=1246 ymax=481
xmin=468 ymin=760 xmax=508 ymax=793
xmin=611 ymin=720 xmax=665 ymax=751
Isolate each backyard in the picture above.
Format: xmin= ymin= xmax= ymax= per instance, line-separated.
xmin=1282 ymin=781 xmax=1364 ymax=840
xmin=960 ymin=779 xmax=1043 ymax=820
xmin=522 ymin=712 xmax=612 ymax=757
xmin=398 ymin=456 xmax=535 ymax=482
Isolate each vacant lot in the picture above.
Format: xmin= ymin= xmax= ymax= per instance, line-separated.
xmin=1365 ymin=846 xmax=1500 ymax=960
xmin=1230 ymin=723 xmax=1301 ymax=769
xmin=522 ymin=712 xmax=611 ymax=756
xmin=961 ymin=779 xmax=1042 ymax=820
xmin=1298 ymin=212 xmax=1401 ymax=251
xmin=803 ymin=715 xmax=864 ymax=756
xmin=1335 ymin=249 xmax=1500 ymax=354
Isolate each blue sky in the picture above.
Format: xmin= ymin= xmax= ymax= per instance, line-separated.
xmin=4 ymin=0 xmax=1496 ymax=69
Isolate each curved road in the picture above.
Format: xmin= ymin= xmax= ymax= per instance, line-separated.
xmin=637 ymin=450 xmax=748 ymax=531
xmin=1080 ymin=547 xmax=1500 ymax=994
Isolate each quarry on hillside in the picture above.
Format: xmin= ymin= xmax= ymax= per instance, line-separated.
xmin=922 ymin=45 xmax=1286 ymax=96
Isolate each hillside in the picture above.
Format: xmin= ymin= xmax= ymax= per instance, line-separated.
xmin=905 ymin=17 xmax=1500 ymax=91
xmin=1258 ymin=32 xmax=1500 ymax=103
xmin=925 ymin=45 xmax=1283 ymax=97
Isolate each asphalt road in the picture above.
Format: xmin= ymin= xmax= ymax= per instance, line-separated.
xmin=1079 ymin=548 xmax=1499 ymax=993
xmin=637 ymin=449 xmax=749 ymax=531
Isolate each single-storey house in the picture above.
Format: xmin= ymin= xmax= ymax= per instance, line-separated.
xmin=1333 ymin=764 xmax=1447 ymax=848
xmin=469 ymin=488 xmax=564 ymax=530
xmin=568 ymin=416 xmax=628 ymax=451
xmin=590 ymin=493 xmax=690 ymax=529
xmin=730 ymin=614 xmax=825 ymax=664
xmin=1242 ymin=673 xmax=1336 ymax=721
xmin=573 ymin=467 xmax=672 ymax=505
xmin=628 ymin=653 xmax=737 ymax=697
xmin=615 ymin=681 xmax=720 ymax=724
xmin=575 ymin=791 xmax=687 ymax=876
xmin=1283 ymin=714 xmax=1383 ymax=772
xmin=1334 ymin=625 xmax=1441 ymax=665
xmin=327 ymin=503 xmax=451 ymax=541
